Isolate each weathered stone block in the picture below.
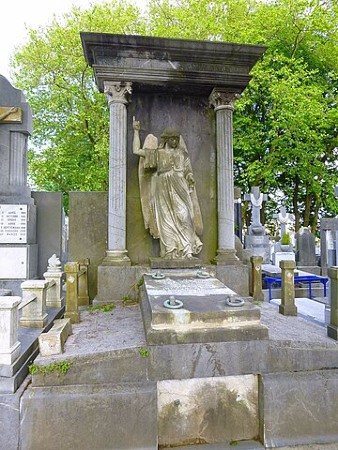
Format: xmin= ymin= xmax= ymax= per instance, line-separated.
xmin=38 ymin=318 xmax=72 ymax=356
xmin=158 ymin=375 xmax=258 ymax=447
xmin=260 ymin=370 xmax=338 ymax=448
xmin=20 ymin=382 xmax=157 ymax=450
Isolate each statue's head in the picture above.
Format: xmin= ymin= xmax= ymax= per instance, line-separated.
xmin=161 ymin=128 xmax=180 ymax=148
xmin=161 ymin=128 xmax=180 ymax=139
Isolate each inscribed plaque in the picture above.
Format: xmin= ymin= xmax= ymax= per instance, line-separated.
xmin=0 ymin=204 xmax=28 ymax=243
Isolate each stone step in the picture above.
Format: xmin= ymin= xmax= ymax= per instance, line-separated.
xmin=161 ymin=440 xmax=264 ymax=450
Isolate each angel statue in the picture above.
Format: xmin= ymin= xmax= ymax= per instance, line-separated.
xmin=133 ymin=117 xmax=203 ymax=259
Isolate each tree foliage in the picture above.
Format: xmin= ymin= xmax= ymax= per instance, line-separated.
xmin=11 ymin=0 xmax=338 ymax=228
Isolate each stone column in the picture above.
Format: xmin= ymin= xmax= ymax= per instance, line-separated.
xmin=250 ymin=255 xmax=264 ymax=302
xmin=78 ymin=258 xmax=90 ymax=306
xmin=327 ymin=267 xmax=338 ymax=340
xmin=64 ymin=262 xmax=80 ymax=324
xmin=0 ymin=296 xmax=21 ymax=364
xmin=279 ymin=260 xmax=297 ymax=316
xmin=209 ymin=88 xmax=240 ymax=265
xmin=103 ymin=81 xmax=132 ymax=266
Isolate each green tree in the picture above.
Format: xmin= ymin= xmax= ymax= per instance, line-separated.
xmin=11 ymin=0 xmax=338 ymax=229
xmin=12 ymin=1 xmax=146 ymax=210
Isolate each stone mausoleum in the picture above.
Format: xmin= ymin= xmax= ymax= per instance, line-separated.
xmin=80 ymin=33 xmax=267 ymax=301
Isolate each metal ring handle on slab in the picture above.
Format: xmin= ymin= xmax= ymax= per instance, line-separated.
xmin=163 ymin=296 xmax=184 ymax=309
xmin=152 ymin=271 xmax=165 ymax=279
xmin=196 ymin=271 xmax=210 ymax=279
xmin=225 ymin=297 xmax=245 ymax=307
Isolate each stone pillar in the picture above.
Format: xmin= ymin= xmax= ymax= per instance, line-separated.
xmin=279 ymin=260 xmax=297 ymax=316
xmin=209 ymin=88 xmax=240 ymax=265
xmin=250 ymin=255 xmax=264 ymax=301
xmin=78 ymin=258 xmax=90 ymax=306
xmin=44 ymin=254 xmax=63 ymax=308
xmin=0 ymin=296 xmax=21 ymax=364
xmin=20 ymin=280 xmax=48 ymax=327
xmin=102 ymin=81 xmax=132 ymax=266
xmin=327 ymin=267 xmax=338 ymax=340
xmin=64 ymin=262 xmax=80 ymax=324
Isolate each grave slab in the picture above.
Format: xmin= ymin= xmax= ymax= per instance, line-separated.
xmin=141 ymin=270 xmax=268 ymax=344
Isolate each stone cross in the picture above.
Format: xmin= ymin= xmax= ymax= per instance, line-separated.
xmin=273 ymin=206 xmax=294 ymax=237
xmin=244 ymin=186 xmax=267 ymax=227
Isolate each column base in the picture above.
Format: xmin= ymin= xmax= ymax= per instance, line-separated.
xmin=0 ymin=341 xmax=21 ymax=365
xmin=215 ymin=249 xmax=240 ymax=265
xmin=19 ymin=313 xmax=48 ymax=328
xmin=64 ymin=311 xmax=80 ymax=324
xmin=46 ymin=297 xmax=64 ymax=308
xmin=101 ymin=250 xmax=131 ymax=267
xmin=279 ymin=304 xmax=297 ymax=316
xmin=327 ymin=324 xmax=338 ymax=340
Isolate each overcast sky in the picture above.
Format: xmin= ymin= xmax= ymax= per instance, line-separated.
xmin=0 ymin=0 xmax=147 ymax=84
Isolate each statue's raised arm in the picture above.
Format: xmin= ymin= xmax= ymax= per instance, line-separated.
xmin=132 ymin=117 xmax=145 ymax=157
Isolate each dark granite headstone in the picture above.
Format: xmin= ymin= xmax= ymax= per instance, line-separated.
xmin=32 ymin=192 xmax=65 ymax=277
xmin=295 ymin=227 xmax=316 ymax=266
xmin=68 ymin=192 xmax=107 ymax=301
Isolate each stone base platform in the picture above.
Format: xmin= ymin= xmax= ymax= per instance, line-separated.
xmin=140 ymin=270 xmax=268 ymax=344
xmin=94 ymin=263 xmax=250 ymax=304
xmin=149 ymin=257 xmax=202 ymax=269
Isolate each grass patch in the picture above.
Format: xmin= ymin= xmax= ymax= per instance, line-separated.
xmin=138 ymin=347 xmax=150 ymax=358
xmin=29 ymin=361 xmax=73 ymax=376
xmin=88 ymin=304 xmax=115 ymax=314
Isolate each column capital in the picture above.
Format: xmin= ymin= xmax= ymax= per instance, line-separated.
xmin=104 ymin=81 xmax=132 ymax=105
xmin=209 ymin=88 xmax=241 ymax=111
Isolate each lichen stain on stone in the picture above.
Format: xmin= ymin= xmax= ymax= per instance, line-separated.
xmin=158 ymin=377 xmax=258 ymax=447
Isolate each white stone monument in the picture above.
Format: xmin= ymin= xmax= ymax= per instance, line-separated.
xmin=272 ymin=206 xmax=295 ymax=265
xmin=244 ymin=186 xmax=270 ymax=262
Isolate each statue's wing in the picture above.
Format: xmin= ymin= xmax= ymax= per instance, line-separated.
xmin=180 ymin=136 xmax=203 ymax=236
xmin=139 ymin=134 xmax=159 ymax=237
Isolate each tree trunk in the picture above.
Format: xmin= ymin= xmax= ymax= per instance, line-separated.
xmin=293 ymin=176 xmax=300 ymax=231
xmin=303 ymin=192 xmax=312 ymax=227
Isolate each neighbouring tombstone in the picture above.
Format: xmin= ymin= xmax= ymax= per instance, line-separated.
xmin=327 ymin=266 xmax=338 ymax=340
xmin=32 ymin=192 xmax=66 ymax=278
xmin=272 ymin=206 xmax=295 ymax=266
xmin=274 ymin=206 xmax=294 ymax=238
xmin=244 ymin=186 xmax=270 ymax=263
xmin=68 ymin=191 xmax=107 ymax=301
xmin=320 ymin=218 xmax=338 ymax=275
xmin=295 ymin=227 xmax=317 ymax=268
xmin=234 ymin=186 xmax=242 ymax=242
xmin=0 ymin=75 xmax=38 ymax=295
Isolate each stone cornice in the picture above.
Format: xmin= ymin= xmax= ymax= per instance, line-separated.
xmin=81 ymin=33 xmax=267 ymax=95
